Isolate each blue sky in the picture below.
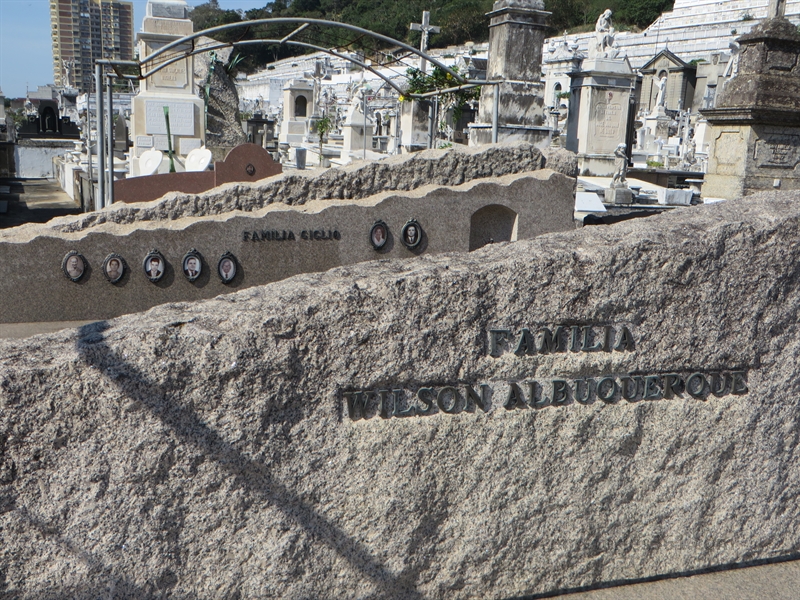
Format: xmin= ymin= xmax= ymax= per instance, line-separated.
xmin=0 ymin=0 xmax=263 ymax=99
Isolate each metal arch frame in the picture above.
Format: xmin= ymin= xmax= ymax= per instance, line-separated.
xmin=93 ymin=17 xmax=501 ymax=209
xmin=140 ymin=18 xmax=468 ymax=84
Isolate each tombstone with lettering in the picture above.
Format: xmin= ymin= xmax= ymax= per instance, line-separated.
xmin=129 ymin=0 xmax=205 ymax=177
xmin=468 ymin=0 xmax=552 ymax=147
xmin=702 ymin=2 xmax=800 ymax=199
xmin=565 ymin=10 xmax=636 ymax=176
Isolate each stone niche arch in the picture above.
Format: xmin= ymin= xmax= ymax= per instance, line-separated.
xmin=469 ymin=204 xmax=519 ymax=251
xmin=294 ymin=95 xmax=308 ymax=118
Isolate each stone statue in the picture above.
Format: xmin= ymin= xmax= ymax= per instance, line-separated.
xmin=683 ymin=138 xmax=696 ymax=167
xmin=724 ymin=41 xmax=741 ymax=80
xmin=655 ymin=77 xmax=667 ymax=108
xmin=62 ymin=60 xmax=73 ymax=89
xmin=768 ymin=0 xmax=787 ymax=19
xmin=611 ymin=143 xmax=628 ymax=188
xmin=589 ymin=9 xmax=616 ymax=58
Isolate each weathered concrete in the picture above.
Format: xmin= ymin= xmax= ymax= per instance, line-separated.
xmin=14 ymin=142 xmax=574 ymax=234
xmin=703 ymin=17 xmax=800 ymax=198
xmin=0 ymin=169 xmax=575 ymax=323
xmin=3 ymin=192 xmax=800 ymax=598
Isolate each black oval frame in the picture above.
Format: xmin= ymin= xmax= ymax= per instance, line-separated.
xmin=401 ymin=218 xmax=422 ymax=249
xmin=218 ymin=251 xmax=238 ymax=284
xmin=61 ymin=250 xmax=87 ymax=282
xmin=369 ymin=220 xmax=389 ymax=250
xmin=143 ymin=249 xmax=166 ymax=283
xmin=102 ymin=253 xmax=127 ymax=283
xmin=182 ymin=248 xmax=203 ymax=282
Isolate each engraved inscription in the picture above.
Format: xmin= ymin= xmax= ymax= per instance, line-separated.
xmin=593 ymin=102 xmax=622 ymax=138
xmin=145 ymin=101 xmax=195 ymax=136
xmin=756 ymin=133 xmax=800 ymax=168
xmin=136 ymin=135 xmax=154 ymax=148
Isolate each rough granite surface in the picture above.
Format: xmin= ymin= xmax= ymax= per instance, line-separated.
xmin=1 ymin=143 xmax=575 ymax=236
xmin=4 ymin=192 xmax=799 ymax=599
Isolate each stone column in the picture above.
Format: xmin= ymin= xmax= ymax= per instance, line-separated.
xmin=129 ymin=0 xmax=205 ymax=177
xmin=565 ymin=56 xmax=636 ymax=176
xmin=702 ymin=17 xmax=800 ymax=200
xmin=468 ymin=0 xmax=551 ymax=147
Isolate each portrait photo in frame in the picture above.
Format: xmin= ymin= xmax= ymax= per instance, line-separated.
xmin=102 ymin=253 xmax=127 ymax=283
xmin=401 ymin=218 xmax=423 ymax=249
xmin=61 ymin=250 xmax=87 ymax=282
xmin=143 ymin=249 xmax=166 ymax=283
xmin=218 ymin=252 xmax=237 ymax=283
xmin=182 ymin=249 xmax=203 ymax=282
xmin=369 ymin=220 xmax=388 ymax=250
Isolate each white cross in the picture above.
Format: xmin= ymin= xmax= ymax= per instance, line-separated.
xmin=768 ymin=0 xmax=786 ymax=18
xmin=410 ymin=11 xmax=440 ymax=74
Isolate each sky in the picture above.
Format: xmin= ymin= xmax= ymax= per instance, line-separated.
xmin=0 ymin=0 xmax=264 ymax=99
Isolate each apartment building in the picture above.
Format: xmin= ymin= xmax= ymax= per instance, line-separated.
xmin=50 ymin=0 xmax=134 ymax=93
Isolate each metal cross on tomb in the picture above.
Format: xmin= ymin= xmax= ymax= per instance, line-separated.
xmin=410 ymin=11 xmax=440 ymax=74
xmin=768 ymin=0 xmax=786 ymax=19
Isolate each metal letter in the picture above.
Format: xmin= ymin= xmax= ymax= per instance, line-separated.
xmin=570 ymin=326 xmax=581 ymax=352
xmin=581 ymin=326 xmax=603 ymax=352
xmin=552 ymin=379 xmax=570 ymax=406
xmin=242 ymin=231 xmax=251 ymax=242
xmin=343 ymin=391 xmax=369 ymax=420
xmin=686 ymin=373 xmax=708 ymax=399
xmin=732 ymin=371 xmax=748 ymax=394
xmin=711 ymin=373 xmax=730 ymax=397
xmin=514 ymin=328 xmax=535 ymax=356
xmin=526 ymin=381 xmax=549 ymax=409
xmin=417 ymin=387 xmax=435 ymax=413
xmin=465 ymin=384 xmax=490 ymax=412
xmin=602 ymin=326 xmax=612 ymax=352
xmin=620 ymin=376 xmax=641 ymax=402
xmin=574 ymin=378 xmax=594 ymax=405
xmin=392 ymin=389 xmax=416 ymax=417
xmin=504 ymin=383 xmax=526 ymax=410
xmin=538 ymin=326 xmax=565 ymax=354
xmin=488 ymin=329 xmax=511 ymax=357
xmin=615 ymin=326 xmax=635 ymax=351
xmin=437 ymin=386 xmax=460 ymax=414
xmin=377 ymin=390 xmax=393 ymax=418
xmin=596 ymin=377 xmax=618 ymax=403
xmin=662 ymin=374 xmax=684 ymax=399
xmin=643 ymin=376 xmax=662 ymax=400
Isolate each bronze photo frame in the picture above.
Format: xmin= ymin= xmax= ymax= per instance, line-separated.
xmin=369 ymin=220 xmax=388 ymax=250
xmin=401 ymin=219 xmax=422 ymax=249
xmin=218 ymin=251 xmax=237 ymax=283
xmin=143 ymin=249 xmax=166 ymax=283
xmin=102 ymin=253 xmax=126 ymax=283
xmin=61 ymin=250 xmax=87 ymax=282
xmin=182 ymin=249 xmax=203 ymax=282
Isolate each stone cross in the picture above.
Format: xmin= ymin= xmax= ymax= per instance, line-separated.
xmin=410 ymin=11 xmax=440 ymax=74
xmin=768 ymin=0 xmax=786 ymax=19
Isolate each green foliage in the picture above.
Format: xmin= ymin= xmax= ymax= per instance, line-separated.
xmin=316 ymin=114 xmax=333 ymax=154
xmin=402 ymin=66 xmax=480 ymax=124
xmin=556 ymin=91 xmax=571 ymax=99
xmin=646 ymin=160 xmax=664 ymax=168
xmin=186 ymin=0 xmax=676 ymax=75
xmin=543 ymin=0 xmax=675 ymax=34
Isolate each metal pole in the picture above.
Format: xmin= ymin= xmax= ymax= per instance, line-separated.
xmin=95 ymin=63 xmax=105 ymax=210
xmin=106 ymin=74 xmax=114 ymax=205
xmin=427 ymin=101 xmax=434 ymax=149
xmin=492 ymin=85 xmax=499 ymax=144
xmin=363 ymin=91 xmax=367 ymax=161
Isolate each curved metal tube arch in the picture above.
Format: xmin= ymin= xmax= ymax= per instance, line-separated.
xmin=140 ymin=17 xmax=467 ymax=84
xmin=141 ymin=38 xmax=411 ymax=97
